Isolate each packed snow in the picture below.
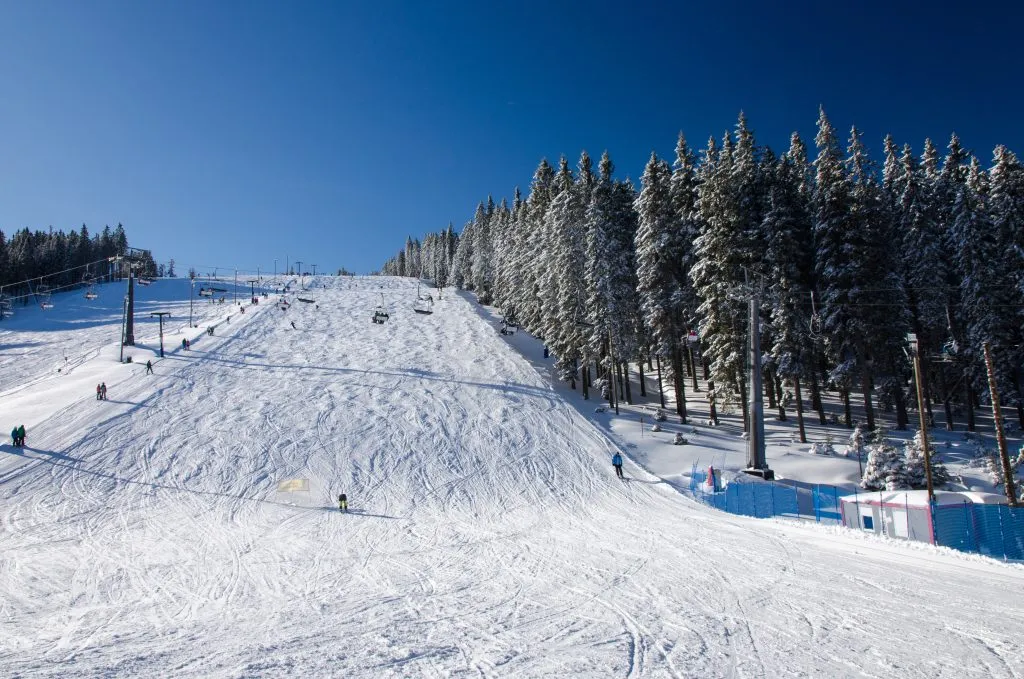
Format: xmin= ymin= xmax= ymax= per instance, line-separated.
xmin=1 ymin=276 xmax=1022 ymax=677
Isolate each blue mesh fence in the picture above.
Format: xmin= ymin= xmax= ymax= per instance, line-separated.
xmin=933 ymin=502 xmax=1024 ymax=561
xmin=687 ymin=464 xmax=1024 ymax=562
xmin=812 ymin=485 xmax=843 ymax=523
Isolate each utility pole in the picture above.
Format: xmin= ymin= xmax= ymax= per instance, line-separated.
xmin=286 ymin=255 xmax=289 ymax=276
xmin=311 ymin=264 xmax=317 ymax=277
xmin=908 ymin=333 xmax=935 ymax=504
xmin=982 ymin=342 xmax=1019 ymax=507
xmin=234 ymin=270 xmax=237 ymax=305
xmin=274 ymin=259 xmax=277 ymax=278
xmin=151 ymin=312 xmax=171 ymax=357
xmin=248 ymin=279 xmax=257 ymax=303
xmin=747 ymin=292 xmax=770 ymax=478
xmin=189 ymin=272 xmax=195 ymax=328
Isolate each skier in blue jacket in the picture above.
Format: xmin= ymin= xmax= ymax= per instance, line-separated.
xmin=612 ymin=452 xmax=623 ymax=479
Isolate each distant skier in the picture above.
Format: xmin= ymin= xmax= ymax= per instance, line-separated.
xmin=338 ymin=493 xmax=348 ymax=512
xmin=612 ymin=452 xmax=623 ymax=479
xmin=100 ymin=382 xmax=107 ymax=400
xmin=16 ymin=424 xmax=25 ymax=447
xmin=11 ymin=426 xmax=18 ymax=447
xmin=96 ymin=383 xmax=102 ymax=400
xmin=146 ymin=360 xmax=154 ymax=375
xmin=290 ymin=321 xmax=296 ymax=330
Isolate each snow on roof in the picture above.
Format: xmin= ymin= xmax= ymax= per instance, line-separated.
xmin=839 ymin=489 xmax=1009 ymax=507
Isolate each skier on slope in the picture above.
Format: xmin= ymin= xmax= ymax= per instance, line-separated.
xmin=10 ymin=426 xmax=18 ymax=447
xmin=146 ymin=360 xmax=154 ymax=375
xmin=96 ymin=383 xmax=102 ymax=400
xmin=338 ymin=493 xmax=348 ymax=512
xmin=16 ymin=424 xmax=25 ymax=447
xmin=100 ymin=382 xmax=107 ymax=400
xmin=612 ymin=452 xmax=623 ymax=479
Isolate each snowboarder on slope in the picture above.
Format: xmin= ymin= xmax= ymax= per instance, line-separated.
xmin=612 ymin=452 xmax=623 ymax=479
xmin=338 ymin=493 xmax=348 ymax=512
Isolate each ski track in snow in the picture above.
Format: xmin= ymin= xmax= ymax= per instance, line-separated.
xmin=1 ymin=276 xmax=1023 ymax=677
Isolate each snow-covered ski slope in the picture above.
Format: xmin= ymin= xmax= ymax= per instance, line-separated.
xmin=1 ymin=277 xmax=1022 ymax=678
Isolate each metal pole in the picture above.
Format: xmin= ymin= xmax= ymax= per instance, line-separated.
xmin=189 ymin=276 xmax=194 ymax=328
xmin=748 ymin=295 xmax=767 ymax=472
xmin=982 ymin=342 xmax=1019 ymax=507
xmin=234 ymin=270 xmax=237 ymax=305
xmin=119 ymin=295 xmax=127 ymax=362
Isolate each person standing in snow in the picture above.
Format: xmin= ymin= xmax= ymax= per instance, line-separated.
xmin=100 ymin=382 xmax=107 ymax=400
xmin=11 ymin=426 xmax=18 ymax=447
xmin=16 ymin=424 xmax=25 ymax=447
xmin=612 ymin=452 xmax=623 ymax=479
xmin=338 ymin=493 xmax=348 ymax=512
xmin=146 ymin=360 xmax=154 ymax=374
xmin=96 ymin=383 xmax=102 ymax=400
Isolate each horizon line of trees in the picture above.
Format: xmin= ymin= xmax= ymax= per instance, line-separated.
xmin=380 ymin=108 xmax=1024 ymax=440
xmin=0 ymin=223 xmax=160 ymax=303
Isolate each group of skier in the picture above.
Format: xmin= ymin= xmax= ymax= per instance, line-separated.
xmin=9 ymin=424 xmax=25 ymax=447
xmin=95 ymin=382 xmax=108 ymax=400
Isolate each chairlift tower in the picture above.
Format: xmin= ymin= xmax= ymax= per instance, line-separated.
xmin=118 ymin=247 xmax=152 ymax=347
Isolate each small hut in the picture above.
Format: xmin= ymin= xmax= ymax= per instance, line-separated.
xmin=839 ymin=490 xmax=1008 ymax=545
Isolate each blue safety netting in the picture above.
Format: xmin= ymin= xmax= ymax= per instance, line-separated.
xmin=933 ymin=502 xmax=1024 ymax=561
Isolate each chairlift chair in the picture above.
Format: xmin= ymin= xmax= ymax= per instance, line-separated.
xmin=198 ymin=287 xmax=214 ymax=297
xmin=84 ymin=275 xmax=98 ymax=300
xmin=372 ymin=293 xmax=390 ymax=323
xmin=413 ymin=297 xmax=433 ymax=315
xmin=36 ymin=283 xmax=54 ymax=309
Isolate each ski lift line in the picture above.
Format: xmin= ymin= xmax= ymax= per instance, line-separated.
xmin=0 ymin=256 xmax=121 ymax=296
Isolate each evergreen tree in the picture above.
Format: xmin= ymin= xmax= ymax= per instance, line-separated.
xmin=861 ymin=428 xmax=908 ymax=490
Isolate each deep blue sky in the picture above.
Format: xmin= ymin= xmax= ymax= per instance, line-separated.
xmin=1 ymin=1 xmax=1021 ymax=275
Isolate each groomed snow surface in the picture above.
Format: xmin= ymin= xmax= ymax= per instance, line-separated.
xmin=1 ymin=276 xmax=1022 ymax=678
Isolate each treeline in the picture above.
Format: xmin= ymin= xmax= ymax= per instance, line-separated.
xmin=0 ymin=223 xmax=160 ymax=299
xmin=382 ymin=109 xmax=1024 ymax=437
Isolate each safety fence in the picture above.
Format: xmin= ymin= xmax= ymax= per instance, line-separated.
xmin=687 ymin=464 xmax=1024 ymax=561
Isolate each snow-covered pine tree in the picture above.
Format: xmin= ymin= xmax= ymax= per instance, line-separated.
xmin=903 ymin=430 xmax=951 ymax=488
xmin=514 ymin=159 xmax=556 ymax=333
xmin=693 ymin=128 xmax=747 ymax=423
xmin=543 ymin=152 xmax=593 ymax=388
xmin=669 ymin=133 xmax=703 ymax=393
xmin=861 ymin=427 xmax=909 ymax=490
xmin=471 ymin=198 xmax=495 ymax=303
xmin=450 ymin=218 xmax=475 ymax=289
xmin=766 ymin=133 xmax=814 ymax=440
xmin=635 ymin=151 xmax=687 ymax=421
xmin=984 ymin=145 xmax=1024 ymax=425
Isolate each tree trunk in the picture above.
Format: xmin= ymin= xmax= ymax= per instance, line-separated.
xmin=776 ymin=372 xmax=786 ymax=421
xmin=794 ymin=375 xmax=807 ymax=443
xmin=672 ymin=347 xmax=688 ymax=423
xmin=622 ymin=361 xmax=633 ymax=404
xmin=686 ymin=343 xmax=699 ymax=392
xmin=616 ymin=360 xmax=625 ymax=399
xmin=648 ymin=356 xmax=654 ymax=371
xmin=842 ymin=388 xmax=852 ymax=428
xmin=656 ymin=356 xmax=666 ymax=409
xmin=708 ymin=380 xmax=720 ymax=425
xmin=582 ymin=363 xmax=590 ymax=400
xmin=939 ymin=365 xmax=954 ymax=431
xmin=700 ymin=343 xmax=710 ymax=380
xmin=1015 ymin=373 xmax=1024 ymax=429
xmin=860 ymin=364 xmax=876 ymax=428
xmin=765 ymin=368 xmax=777 ymax=410
xmin=894 ymin=377 xmax=908 ymax=430
xmin=810 ymin=367 xmax=826 ymax=425
xmin=638 ymin=360 xmax=647 ymax=397
xmin=966 ymin=381 xmax=977 ymax=432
